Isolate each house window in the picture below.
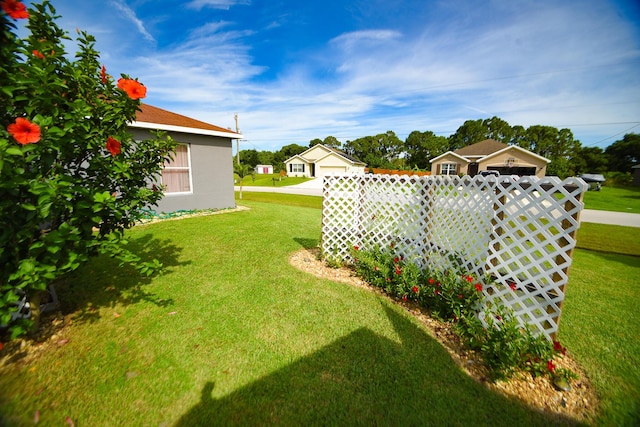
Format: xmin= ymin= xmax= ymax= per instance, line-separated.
xmin=441 ymin=163 xmax=457 ymax=175
xmin=162 ymin=144 xmax=192 ymax=194
xmin=290 ymin=163 xmax=305 ymax=173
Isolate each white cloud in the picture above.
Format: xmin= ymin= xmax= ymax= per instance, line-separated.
xmin=186 ymin=0 xmax=251 ymax=10
xmin=110 ymin=0 xmax=155 ymax=43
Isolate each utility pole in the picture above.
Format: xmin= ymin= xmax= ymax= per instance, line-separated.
xmin=234 ymin=113 xmax=240 ymax=164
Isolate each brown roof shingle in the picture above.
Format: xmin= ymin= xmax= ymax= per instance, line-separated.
xmin=453 ymin=139 xmax=508 ymax=156
xmin=135 ymin=103 xmax=241 ymax=136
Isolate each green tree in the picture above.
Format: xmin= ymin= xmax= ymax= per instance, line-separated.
xmin=323 ymin=136 xmax=342 ymax=149
xmin=573 ymin=146 xmax=608 ymax=175
xmin=605 ymin=133 xmax=640 ymax=172
xmin=521 ymin=126 xmax=580 ymax=178
xmin=238 ymin=149 xmax=260 ymax=168
xmin=309 ymin=138 xmax=322 ymax=147
xmin=344 ymin=131 xmax=402 ymax=168
xmin=448 ymin=119 xmax=489 ymax=150
xmin=0 ymin=1 xmax=176 ymax=338
xmin=404 ymin=130 xmax=449 ymax=169
xmin=233 ymin=162 xmax=253 ymax=200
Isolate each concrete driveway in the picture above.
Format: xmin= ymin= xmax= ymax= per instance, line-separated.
xmin=236 ymin=178 xmax=640 ymax=227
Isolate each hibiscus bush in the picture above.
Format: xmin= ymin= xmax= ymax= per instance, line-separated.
xmin=0 ymin=0 xmax=176 ymax=338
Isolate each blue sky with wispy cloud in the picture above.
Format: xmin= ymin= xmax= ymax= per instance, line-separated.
xmin=21 ymin=0 xmax=640 ymax=151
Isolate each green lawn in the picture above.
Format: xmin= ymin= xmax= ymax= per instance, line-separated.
xmin=0 ymin=194 xmax=638 ymax=426
xmin=236 ymin=173 xmax=313 ymax=187
xmin=581 ymin=186 xmax=640 ymax=213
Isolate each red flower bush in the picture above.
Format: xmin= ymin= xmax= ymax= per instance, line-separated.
xmin=7 ymin=117 xmax=40 ymax=144
xmin=1 ymin=0 xmax=29 ymax=19
xmin=474 ymin=283 xmax=483 ymax=292
xmin=32 ymin=49 xmax=45 ymax=59
xmin=106 ymin=136 xmax=121 ymax=156
xmin=117 ymin=78 xmax=146 ymax=99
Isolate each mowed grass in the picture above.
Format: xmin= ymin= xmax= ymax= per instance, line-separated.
xmin=0 ymin=201 xmax=587 ymax=427
xmin=0 ymin=191 xmax=638 ymax=426
xmin=582 ymin=186 xmax=640 ymax=213
xmin=235 ymin=173 xmax=313 ymax=187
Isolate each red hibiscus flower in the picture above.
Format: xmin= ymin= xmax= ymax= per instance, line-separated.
xmin=428 ymin=278 xmax=435 ymax=285
xmin=117 ymin=78 xmax=146 ymax=99
xmin=353 ymin=245 xmax=359 ymax=251
xmin=509 ymin=282 xmax=517 ymax=291
xmin=547 ymin=359 xmax=556 ymax=373
xmin=106 ymin=136 xmax=121 ymax=156
xmin=393 ymin=257 xmax=399 ymax=264
xmin=465 ymin=275 xmax=473 ymax=283
xmin=32 ymin=50 xmax=45 ymax=59
xmin=412 ymin=286 xmax=419 ymax=293
xmin=1 ymin=0 xmax=29 ymax=19
xmin=101 ymin=65 xmax=108 ymax=84
xmin=7 ymin=117 xmax=40 ymax=144
xmin=474 ymin=283 xmax=483 ymax=292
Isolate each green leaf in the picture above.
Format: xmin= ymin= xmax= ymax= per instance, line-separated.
xmin=5 ymin=146 xmax=23 ymax=156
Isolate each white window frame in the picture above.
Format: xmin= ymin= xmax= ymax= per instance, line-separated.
xmin=162 ymin=143 xmax=193 ymax=195
xmin=441 ymin=163 xmax=457 ymax=175
xmin=291 ymin=163 xmax=305 ymax=173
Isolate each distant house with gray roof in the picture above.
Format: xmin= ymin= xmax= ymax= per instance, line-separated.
xmin=430 ymin=139 xmax=550 ymax=178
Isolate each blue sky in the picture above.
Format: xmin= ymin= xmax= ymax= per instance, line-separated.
xmin=21 ymin=0 xmax=640 ymax=151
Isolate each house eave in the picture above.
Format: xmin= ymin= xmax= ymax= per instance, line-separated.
xmin=130 ymin=121 xmax=243 ymax=139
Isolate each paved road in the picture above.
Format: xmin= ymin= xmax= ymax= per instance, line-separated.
xmin=235 ymin=180 xmax=640 ymax=228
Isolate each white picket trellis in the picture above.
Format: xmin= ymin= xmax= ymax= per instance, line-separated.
xmin=321 ymin=174 xmax=588 ymax=339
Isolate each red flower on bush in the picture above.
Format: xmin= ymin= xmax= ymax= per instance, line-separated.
xmin=1 ymin=0 xmax=29 ymax=19
xmin=465 ymin=275 xmax=473 ymax=283
xmin=402 ymin=295 xmax=407 ymax=302
xmin=117 ymin=78 xmax=146 ymax=99
xmin=474 ymin=283 xmax=483 ymax=292
xmin=393 ymin=257 xmax=399 ymax=264
xmin=458 ymin=293 xmax=464 ymax=299
xmin=7 ymin=117 xmax=40 ymax=144
xmin=553 ymin=340 xmax=567 ymax=355
xmin=547 ymin=359 xmax=556 ymax=373
xmin=428 ymin=277 xmax=435 ymax=285
xmin=395 ymin=266 xmax=401 ymax=275
xmin=106 ymin=136 xmax=121 ymax=156
xmin=353 ymin=245 xmax=359 ymax=251
xmin=101 ymin=65 xmax=108 ymax=84
xmin=412 ymin=286 xmax=419 ymax=293
xmin=509 ymin=282 xmax=517 ymax=291
xmin=434 ymin=289 xmax=441 ymax=295
xmin=32 ymin=50 xmax=45 ymax=59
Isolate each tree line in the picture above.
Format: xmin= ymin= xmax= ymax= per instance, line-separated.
xmin=237 ymin=117 xmax=639 ymax=180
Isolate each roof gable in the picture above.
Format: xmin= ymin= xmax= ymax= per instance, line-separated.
xmin=284 ymin=144 xmax=366 ymax=166
xmin=131 ymin=104 xmax=243 ymax=138
xmin=453 ymin=139 xmax=509 ymax=156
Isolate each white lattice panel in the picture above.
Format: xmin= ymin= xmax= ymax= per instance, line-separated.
xmin=322 ymin=174 xmax=587 ymax=339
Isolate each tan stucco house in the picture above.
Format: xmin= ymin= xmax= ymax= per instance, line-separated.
xmin=284 ymin=144 xmax=366 ymax=178
xmin=130 ymin=104 xmax=243 ymax=213
xmin=430 ymin=139 xmax=550 ymax=178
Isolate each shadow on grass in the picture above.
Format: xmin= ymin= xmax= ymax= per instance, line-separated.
xmin=293 ymin=237 xmax=319 ymax=249
xmin=175 ymin=302 xmax=582 ymax=426
xmin=54 ymin=232 xmax=189 ymax=325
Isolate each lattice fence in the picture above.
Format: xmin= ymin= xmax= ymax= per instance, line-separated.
xmin=321 ymin=174 xmax=587 ymax=339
